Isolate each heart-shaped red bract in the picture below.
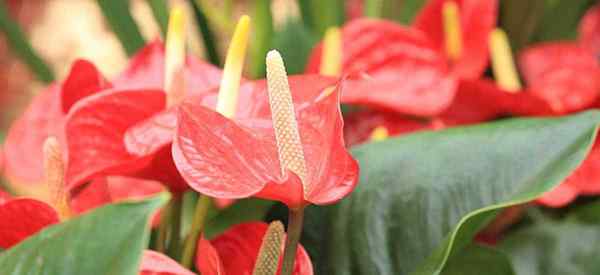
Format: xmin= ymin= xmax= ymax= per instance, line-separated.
xmin=413 ymin=0 xmax=498 ymax=79
xmin=63 ymin=41 xmax=224 ymax=193
xmin=579 ymin=3 xmax=600 ymax=56
xmin=343 ymin=110 xmax=442 ymax=146
xmin=4 ymin=59 xmax=110 ymax=191
xmin=306 ymin=19 xmax=457 ymax=117
xmin=140 ymin=250 xmax=195 ymax=275
xmin=195 ymin=222 xmax=313 ymax=275
xmin=518 ymin=42 xmax=600 ymax=113
xmin=173 ymin=75 xmax=358 ymax=207
xmin=0 ymin=197 xmax=59 ymax=248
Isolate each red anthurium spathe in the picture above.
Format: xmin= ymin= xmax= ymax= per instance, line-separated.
xmin=579 ymin=3 xmax=600 ymax=56
xmin=195 ymin=222 xmax=313 ymax=275
xmin=140 ymin=250 xmax=195 ymax=275
xmin=0 ymin=196 xmax=59 ymax=248
xmin=3 ymin=60 xmax=109 ymax=197
xmin=173 ymin=62 xmax=359 ymax=208
xmin=413 ymin=0 xmax=498 ymax=79
xmin=64 ymin=11 xmax=237 ymax=193
xmin=306 ymin=18 xmax=457 ymax=117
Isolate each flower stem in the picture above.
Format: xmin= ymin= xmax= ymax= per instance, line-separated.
xmin=155 ymin=198 xmax=173 ymax=252
xmin=167 ymin=196 xmax=183 ymax=256
xmin=180 ymin=194 xmax=212 ymax=268
xmin=280 ymin=207 xmax=305 ymax=275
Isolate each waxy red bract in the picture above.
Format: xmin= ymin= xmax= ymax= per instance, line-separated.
xmin=413 ymin=0 xmax=498 ymax=79
xmin=63 ymin=41 xmax=223 ymax=193
xmin=140 ymin=250 xmax=195 ymax=275
xmin=306 ymin=19 xmax=457 ymax=117
xmin=173 ymin=76 xmax=359 ymax=207
xmin=195 ymin=222 xmax=313 ymax=275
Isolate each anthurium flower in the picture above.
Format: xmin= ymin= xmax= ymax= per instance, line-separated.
xmin=0 ymin=138 xmax=164 ymax=248
xmin=413 ymin=0 xmax=498 ymax=79
xmin=195 ymin=222 xmax=313 ymax=275
xmin=140 ymin=250 xmax=195 ymax=275
xmin=173 ymin=51 xmax=359 ymax=208
xmin=306 ymin=18 xmax=457 ymax=116
xmin=3 ymin=59 xmax=109 ymax=197
xmin=64 ymin=9 xmax=225 ymax=193
xmin=579 ymin=3 xmax=600 ymax=56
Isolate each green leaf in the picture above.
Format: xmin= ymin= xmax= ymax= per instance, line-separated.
xmin=96 ymin=0 xmax=146 ymax=56
xmin=310 ymin=111 xmax=600 ymax=275
xmin=0 ymin=193 xmax=169 ymax=275
xmin=146 ymin=0 xmax=169 ymax=38
xmin=499 ymin=204 xmax=600 ymax=275
xmin=441 ymin=245 xmax=515 ymax=275
xmin=189 ymin=0 xmax=220 ymax=66
xmin=397 ymin=0 xmax=428 ymax=24
xmin=249 ymin=0 xmax=274 ymax=78
xmin=272 ymin=19 xmax=317 ymax=74
xmin=500 ymin=0 xmax=546 ymax=51
xmin=0 ymin=0 xmax=54 ymax=83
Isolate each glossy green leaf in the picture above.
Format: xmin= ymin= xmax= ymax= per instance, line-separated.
xmin=272 ymin=19 xmax=317 ymax=74
xmin=0 ymin=0 xmax=54 ymax=83
xmin=146 ymin=0 xmax=169 ymax=37
xmin=499 ymin=203 xmax=600 ymax=275
xmin=312 ymin=111 xmax=599 ymax=275
xmin=96 ymin=0 xmax=146 ymax=56
xmin=0 ymin=193 xmax=169 ymax=275
xmin=441 ymin=245 xmax=515 ymax=275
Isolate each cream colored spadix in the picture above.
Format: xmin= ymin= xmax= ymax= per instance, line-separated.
xmin=489 ymin=28 xmax=522 ymax=92
xmin=443 ymin=0 xmax=462 ymax=61
xmin=252 ymin=221 xmax=285 ymax=275
xmin=319 ymin=27 xmax=342 ymax=77
xmin=43 ymin=137 xmax=70 ymax=221
xmin=216 ymin=15 xmax=251 ymax=118
xmin=266 ymin=50 xmax=309 ymax=195
xmin=165 ymin=6 xmax=186 ymax=107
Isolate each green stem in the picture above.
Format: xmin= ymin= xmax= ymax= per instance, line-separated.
xmin=167 ymin=196 xmax=183 ymax=256
xmin=155 ymin=198 xmax=173 ymax=252
xmin=189 ymin=0 xmax=220 ymax=65
xmin=180 ymin=195 xmax=212 ymax=268
xmin=364 ymin=0 xmax=383 ymax=18
xmin=146 ymin=0 xmax=169 ymax=38
xmin=280 ymin=207 xmax=305 ymax=275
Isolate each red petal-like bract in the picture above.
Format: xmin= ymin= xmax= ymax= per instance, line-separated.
xmin=518 ymin=42 xmax=600 ymax=113
xmin=65 ymin=90 xmax=165 ymax=190
xmin=195 ymin=222 xmax=313 ymax=275
xmin=0 ymin=198 xmax=59 ymax=248
xmin=113 ymin=40 xmax=222 ymax=94
xmin=140 ymin=250 xmax=195 ymax=275
xmin=61 ymin=59 xmax=112 ymax=113
xmin=71 ymin=176 xmax=165 ymax=215
xmin=4 ymin=60 xmax=111 ymax=190
xmin=343 ymin=110 xmax=440 ymax=146
xmin=173 ymin=76 xmax=359 ymax=207
xmin=538 ymin=138 xmax=600 ymax=207
xmin=579 ymin=4 xmax=600 ymax=56
xmin=413 ymin=0 xmax=498 ymax=79
xmin=306 ymin=19 xmax=457 ymax=117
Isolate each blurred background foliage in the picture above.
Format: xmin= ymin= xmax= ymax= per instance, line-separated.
xmin=0 ymin=0 xmax=595 ymax=132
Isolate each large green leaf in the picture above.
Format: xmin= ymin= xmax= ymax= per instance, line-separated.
xmin=441 ymin=245 xmax=515 ymax=275
xmin=0 ymin=193 xmax=168 ymax=275
xmin=311 ymin=111 xmax=600 ymax=275
xmin=499 ymin=203 xmax=600 ymax=275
